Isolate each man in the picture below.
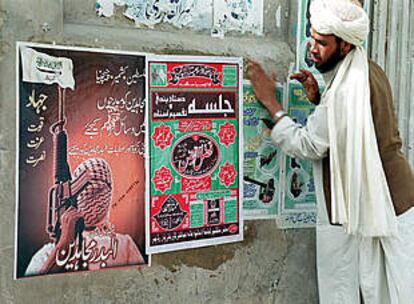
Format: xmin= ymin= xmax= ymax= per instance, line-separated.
xmin=246 ymin=0 xmax=414 ymax=303
xmin=25 ymin=158 xmax=145 ymax=276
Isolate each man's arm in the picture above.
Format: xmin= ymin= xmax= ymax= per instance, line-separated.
xmin=245 ymin=59 xmax=328 ymax=160
xmin=245 ymin=59 xmax=283 ymax=118
xmin=271 ymin=106 xmax=329 ymax=160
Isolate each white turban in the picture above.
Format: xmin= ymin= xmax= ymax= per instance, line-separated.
xmin=310 ymin=0 xmax=369 ymax=46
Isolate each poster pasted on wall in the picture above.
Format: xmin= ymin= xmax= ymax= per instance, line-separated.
xmin=96 ymin=0 xmax=212 ymax=29
xmin=15 ymin=43 xmax=149 ymax=279
xmin=277 ymin=81 xmax=317 ymax=228
xmin=96 ymin=0 xmax=264 ymax=36
xmin=212 ymin=0 xmax=264 ymax=37
xmin=243 ymin=81 xmax=284 ymax=220
xmin=146 ymin=55 xmax=243 ymax=254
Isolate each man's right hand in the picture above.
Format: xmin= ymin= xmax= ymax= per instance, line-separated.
xmin=290 ymin=69 xmax=321 ymax=105
xmin=39 ymin=207 xmax=83 ymax=274
xmin=57 ymin=206 xmax=83 ymax=249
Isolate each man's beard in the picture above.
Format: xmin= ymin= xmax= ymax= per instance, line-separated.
xmin=315 ymin=46 xmax=343 ymax=73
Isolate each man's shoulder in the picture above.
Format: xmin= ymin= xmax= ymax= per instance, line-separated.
xmin=368 ymin=60 xmax=388 ymax=80
xmin=368 ymin=59 xmax=392 ymax=93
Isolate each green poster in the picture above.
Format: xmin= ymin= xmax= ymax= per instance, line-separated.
xmin=277 ymin=81 xmax=317 ymax=228
xmin=147 ymin=56 xmax=243 ymax=254
xmin=242 ymin=82 xmax=284 ymax=219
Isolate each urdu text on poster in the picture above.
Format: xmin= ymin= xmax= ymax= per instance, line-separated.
xmin=15 ymin=43 xmax=149 ymax=279
xmin=146 ymin=55 xmax=243 ymax=254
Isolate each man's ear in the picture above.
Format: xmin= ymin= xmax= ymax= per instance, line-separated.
xmin=340 ymin=41 xmax=353 ymax=55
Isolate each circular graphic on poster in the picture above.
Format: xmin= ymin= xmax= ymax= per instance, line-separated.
xmin=171 ymin=134 xmax=219 ymax=178
xmin=286 ymin=168 xmax=309 ymax=201
xmin=257 ymin=140 xmax=279 ymax=174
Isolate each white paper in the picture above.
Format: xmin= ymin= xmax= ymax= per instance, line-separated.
xmin=212 ymin=0 xmax=264 ymax=37
xmin=96 ymin=0 xmax=212 ymax=30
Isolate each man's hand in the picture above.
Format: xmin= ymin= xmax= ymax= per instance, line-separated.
xmin=245 ymin=58 xmax=282 ymax=117
xmin=39 ymin=207 xmax=83 ymax=274
xmin=57 ymin=206 xmax=83 ymax=249
xmin=290 ymin=69 xmax=320 ymax=105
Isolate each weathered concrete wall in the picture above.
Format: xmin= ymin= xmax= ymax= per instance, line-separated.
xmin=0 ymin=1 xmax=317 ymax=303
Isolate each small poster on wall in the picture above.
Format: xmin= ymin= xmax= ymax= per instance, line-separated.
xmin=146 ymin=55 xmax=243 ymax=254
xmin=15 ymin=42 xmax=149 ymax=279
xmin=242 ymin=81 xmax=284 ymax=220
xmin=277 ymin=81 xmax=318 ymax=228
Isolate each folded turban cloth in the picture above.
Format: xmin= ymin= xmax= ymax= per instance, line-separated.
xmin=310 ymin=0 xmax=369 ymax=46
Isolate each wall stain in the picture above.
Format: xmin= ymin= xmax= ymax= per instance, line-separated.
xmin=153 ymin=222 xmax=257 ymax=272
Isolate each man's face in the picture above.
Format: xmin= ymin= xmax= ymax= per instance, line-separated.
xmin=309 ymin=29 xmax=345 ymax=73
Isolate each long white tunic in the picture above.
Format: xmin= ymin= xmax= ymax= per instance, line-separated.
xmin=270 ymin=88 xmax=414 ymax=303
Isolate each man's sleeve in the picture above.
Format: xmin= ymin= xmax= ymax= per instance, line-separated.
xmin=271 ymin=104 xmax=329 ymax=160
xmin=24 ymin=243 xmax=55 ymax=276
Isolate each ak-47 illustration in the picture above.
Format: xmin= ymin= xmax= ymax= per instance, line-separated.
xmin=47 ymin=87 xmax=85 ymax=243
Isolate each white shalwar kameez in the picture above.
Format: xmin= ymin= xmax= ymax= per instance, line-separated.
xmin=270 ymin=78 xmax=414 ymax=304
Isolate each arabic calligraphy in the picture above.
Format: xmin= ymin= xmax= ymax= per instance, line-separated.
xmin=96 ymin=65 xmax=145 ymax=86
xmin=217 ymin=122 xmax=236 ymax=147
xmin=55 ymin=235 xmax=119 ymax=270
xmin=280 ymin=212 xmax=316 ymax=226
xmin=25 ymin=89 xmax=47 ymax=167
xmin=171 ymin=134 xmax=219 ymax=177
xmin=178 ymin=120 xmax=212 ymax=132
xmin=169 ymin=64 xmax=221 ymax=85
xmin=151 ymin=124 xmax=174 ymax=150
xmin=150 ymin=224 xmax=238 ymax=246
xmin=152 ymin=91 xmax=236 ymax=119
xmin=152 ymin=166 xmax=173 ymax=193
xmin=188 ymin=94 xmax=234 ymax=114
xmin=218 ymin=162 xmax=237 ymax=187
xmin=97 ymin=91 xmax=145 ymax=114
xmin=25 ymin=151 xmax=46 ymax=167
xmin=153 ymin=196 xmax=187 ymax=230
xmin=68 ymin=141 xmax=145 ymax=156
xmin=27 ymin=117 xmax=45 ymax=133
xmin=26 ymin=89 xmax=48 ymax=114
xmin=181 ymin=176 xmax=211 ymax=192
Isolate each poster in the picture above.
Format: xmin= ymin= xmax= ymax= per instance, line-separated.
xmin=276 ymin=81 xmax=317 ymax=228
xmin=296 ymin=0 xmax=371 ymax=80
xmin=96 ymin=0 xmax=212 ymax=30
xmin=15 ymin=42 xmax=149 ymax=279
xmin=242 ymin=81 xmax=284 ymax=220
xmin=212 ymin=0 xmax=264 ymax=37
xmin=96 ymin=0 xmax=265 ymax=36
xmin=146 ymin=55 xmax=243 ymax=254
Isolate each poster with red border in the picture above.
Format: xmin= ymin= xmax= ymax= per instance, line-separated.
xmin=146 ymin=55 xmax=243 ymax=254
xmin=15 ymin=42 xmax=149 ymax=279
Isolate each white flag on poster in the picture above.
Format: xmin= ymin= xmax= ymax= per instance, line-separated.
xmin=21 ymin=47 xmax=75 ymax=90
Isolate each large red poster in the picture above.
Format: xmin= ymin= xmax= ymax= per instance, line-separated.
xmin=146 ymin=55 xmax=244 ymax=254
xmin=15 ymin=43 xmax=148 ymax=278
